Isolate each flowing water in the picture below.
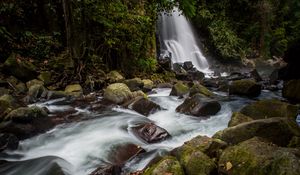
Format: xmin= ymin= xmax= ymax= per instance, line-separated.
xmin=0 ymin=88 xmax=282 ymax=175
xmin=158 ymin=8 xmax=210 ymax=73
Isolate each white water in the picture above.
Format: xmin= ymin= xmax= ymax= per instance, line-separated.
xmin=158 ymin=8 xmax=210 ymax=73
xmin=1 ymin=88 xmax=235 ymax=175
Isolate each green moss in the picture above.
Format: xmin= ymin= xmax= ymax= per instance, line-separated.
xmin=228 ymin=112 xmax=253 ymax=127
xmin=143 ymin=156 xmax=184 ymax=175
xmin=189 ymin=84 xmax=214 ymax=97
xmin=170 ymin=82 xmax=189 ymax=96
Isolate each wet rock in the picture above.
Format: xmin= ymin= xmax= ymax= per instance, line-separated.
xmin=183 ymin=61 xmax=194 ymax=71
xmin=4 ymin=106 xmax=48 ymax=123
xmin=142 ymin=79 xmax=154 ymax=92
xmin=131 ymin=123 xmax=171 ymax=143
xmin=228 ymin=112 xmax=253 ymax=127
xmin=240 ymin=99 xmax=298 ymax=120
xmin=187 ymin=69 xmax=205 ymax=81
xmin=0 ymin=95 xmax=14 ymax=118
xmin=38 ymin=71 xmax=52 ymax=85
xmin=108 ymin=143 xmax=144 ymax=165
xmin=218 ymin=137 xmax=300 ymax=175
xmin=107 ymin=71 xmax=124 ymax=83
xmin=189 ymin=83 xmax=214 ymax=97
xmin=213 ymin=117 xmax=300 ymax=146
xmin=24 ymin=84 xmax=48 ymax=103
xmin=90 ymin=164 xmax=121 ymax=175
xmin=2 ymin=53 xmax=37 ymax=81
xmin=0 ymin=133 xmax=19 ymax=152
xmin=250 ymin=69 xmax=263 ymax=82
xmin=158 ymin=51 xmax=172 ymax=71
xmin=170 ymin=82 xmax=189 ymax=97
xmin=131 ymin=97 xmax=161 ymax=116
xmin=282 ymin=79 xmax=300 ymax=103
xmin=104 ymin=83 xmax=132 ymax=104
xmin=124 ymin=78 xmax=144 ymax=91
xmin=47 ymin=91 xmax=70 ymax=100
xmin=157 ymin=83 xmax=172 ymax=88
xmin=6 ymin=76 xmax=27 ymax=94
xmin=64 ymin=84 xmax=83 ymax=97
xmin=229 ymin=79 xmax=261 ymax=97
xmin=26 ymin=79 xmax=44 ymax=89
xmin=226 ymin=72 xmax=247 ymax=81
xmin=176 ymin=94 xmax=221 ymax=117
xmin=269 ymin=69 xmax=280 ymax=85
xmin=143 ymin=156 xmax=184 ymax=175
xmin=288 ymin=136 xmax=300 ymax=148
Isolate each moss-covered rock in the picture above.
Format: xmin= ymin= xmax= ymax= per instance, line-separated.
xmin=107 ymin=71 xmax=124 ymax=83
xmin=240 ymin=99 xmax=298 ymax=120
xmin=213 ymin=117 xmax=300 ymax=146
xmin=218 ymin=137 xmax=300 ymax=175
xmin=288 ymin=136 xmax=300 ymax=148
xmin=3 ymin=53 xmax=37 ymax=81
xmin=144 ymin=156 xmax=184 ymax=175
xmin=124 ymin=78 xmax=144 ymax=91
xmin=176 ymin=94 xmax=221 ymax=117
xmin=25 ymin=84 xmax=48 ymax=103
xmin=142 ymin=79 xmax=154 ymax=92
xmin=0 ymin=94 xmax=15 ymax=120
xmin=6 ymin=76 xmax=27 ymax=94
xmin=282 ymin=79 xmax=300 ymax=103
xmin=103 ymin=83 xmax=132 ymax=104
xmin=64 ymin=84 xmax=83 ymax=97
xmin=229 ymin=79 xmax=261 ymax=97
xmin=228 ymin=112 xmax=253 ymax=127
xmin=26 ymin=79 xmax=44 ymax=89
xmin=170 ymin=82 xmax=189 ymax=96
xmin=38 ymin=71 xmax=52 ymax=85
xmin=189 ymin=83 xmax=214 ymax=97
xmin=4 ymin=106 xmax=48 ymax=123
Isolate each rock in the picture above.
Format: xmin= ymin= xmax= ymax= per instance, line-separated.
xmin=107 ymin=71 xmax=124 ymax=83
xmin=26 ymin=79 xmax=44 ymax=89
xmin=183 ymin=61 xmax=194 ymax=71
xmin=64 ymin=84 xmax=83 ymax=97
xmin=143 ymin=156 xmax=184 ymax=175
xmin=218 ymin=137 xmax=300 ymax=175
xmin=158 ymin=51 xmax=172 ymax=71
xmin=131 ymin=97 xmax=161 ymax=116
xmin=229 ymin=79 xmax=261 ymax=97
xmin=282 ymin=79 xmax=300 ymax=103
xmin=107 ymin=143 xmax=144 ymax=165
xmin=170 ymin=82 xmax=189 ymax=97
xmin=24 ymin=84 xmax=48 ymax=103
xmin=240 ymin=99 xmax=298 ymax=120
xmin=189 ymin=83 xmax=214 ymax=97
xmin=38 ymin=71 xmax=52 ymax=85
xmin=0 ymin=94 xmax=14 ymax=117
xmin=124 ymin=78 xmax=144 ymax=91
xmin=187 ymin=69 xmax=205 ymax=81
xmin=3 ymin=53 xmax=37 ymax=81
xmin=269 ymin=69 xmax=280 ymax=85
xmin=103 ymin=83 xmax=132 ymax=104
xmin=226 ymin=72 xmax=247 ymax=81
xmin=228 ymin=112 xmax=253 ymax=127
xmin=250 ymin=69 xmax=263 ymax=82
xmin=131 ymin=123 xmax=171 ymax=143
xmin=4 ymin=106 xmax=48 ymax=123
xmin=157 ymin=83 xmax=172 ymax=88
xmin=288 ymin=136 xmax=300 ymax=148
xmin=89 ymin=164 xmax=121 ymax=175
xmin=0 ymin=133 xmax=19 ymax=152
xmin=176 ymin=94 xmax=221 ymax=117
xmin=213 ymin=117 xmax=300 ymax=146
xmin=6 ymin=76 xmax=27 ymax=94
xmin=47 ymin=91 xmax=70 ymax=100
xmin=142 ymin=79 xmax=154 ymax=92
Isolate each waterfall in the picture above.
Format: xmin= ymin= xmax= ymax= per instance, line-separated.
xmin=158 ymin=8 xmax=210 ymax=73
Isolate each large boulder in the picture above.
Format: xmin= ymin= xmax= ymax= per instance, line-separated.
xmin=0 ymin=133 xmax=19 ymax=152
xmin=143 ymin=156 xmax=184 ymax=175
xmin=64 ymin=84 xmax=83 ymax=97
xmin=228 ymin=112 xmax=253 ymax=127
xmin=131 ymin=97 xmax=161 ymax=116
xmin=38 ymin=71 xmax=52 ymax=85
xmin=2 ymin=53 xmax=37 ymax=81
xmin=282 ymin=79 xmax=300 ymax=103
xmin=229 ymin=79 xmax=261 ymax=97
xmin=6 ymin=76 xmax=27 ymax=94
xmin=189 ymin=83 xmax=214 ymax=97
xmin=0 ymin=94 xmax=15 ymax=118
xmin=124 ymin=78 xmax=144 ymax=91
xmin=107 ymin=71 xmax=124 ymax=83
xmin=131 ymin=123 xmax=171 ymax=143
xmin=213 ymin=117 xmax=300 ymax=146
xmin=24 ymin=84 xmax=48 ymax=103
xmin=176 ymin=94 xmax=221 ymax=117
xmin=218 ymin=137 xmax=300 ymax=175
xmin=170 ymin=82 xmax=189 ymax=97
xmin=103 ymin=83 xmax=132 ymax=104
xmin=107 ymin=143 xmax=144 ymax=165
xmin=4 ymin=106 xmax=48 ymax=123
xmin=26 ymin=79 xmax=44 ymax=89
xmin=240 ymin=99 xmax=298 ymax=120
xmin=89 ymin=164 xmax=121 ymax=175
xmin=142 ymin=79 xmax=154 ymax=92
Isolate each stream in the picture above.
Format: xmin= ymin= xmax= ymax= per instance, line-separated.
xmin=0 ymin=88 xmax=282 ymax=175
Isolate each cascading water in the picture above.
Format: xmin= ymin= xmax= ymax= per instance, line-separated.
xmin=158 ymin=8 xmax=210 ymax=73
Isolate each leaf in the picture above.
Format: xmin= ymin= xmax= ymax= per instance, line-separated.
xmin=226 ymin=162 xmax=233 ymax=171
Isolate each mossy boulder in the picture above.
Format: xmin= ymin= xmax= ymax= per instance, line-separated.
xmin=38 ymin=71 xmax=52 ymax=85
xmin=26 ymin=79 xmax=44 ymax=89
xmin=170 ymin=82 xmax=189 ymax=96
xmin=6 ymin=76 xmax=27 ymax=94
xmin=176 ymin=94 xmax=221 ymax=117
xmin=218 ymin=137 xmax=300 ymax=175
xmin=124 ymin=78 xmax=144 ymax=91
xmin=288 ymin=136 xmax=300 ymax=148
xmin=24 ymin=84 xmax=48 ymax=103
xmin=189 ymin=83 xmax=214 ymax=97
xmin=107 ymin=71 xmax=124 ymax=83
xmin=64 ymin=84 xmax=83 ymax=97
xmin=144 ymin=156 xmax=184 ymax=175
xmin=103 ymin=83 xmax=132 ymax=104
xmin=4 ymin=106 xmax=48 ymax=123
xmin=213 ymin=117 xmax=300 ymax=146
xmin=282 ymin=79 xmax=300 ymax=102
xmin=142 ymin=79 xmax=154 ymax=92
xmin=240 ymin=99 xmax=298 ymax=120
xmin=228 ymin=112 xmax=253 ymax=127
xmin=3 ymin=53 xmax=37 ymax=81
xmin=229 ymin=79 xmax=261 ymax=97
xmin=0 ymin=95 xmax=15 ymax=119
